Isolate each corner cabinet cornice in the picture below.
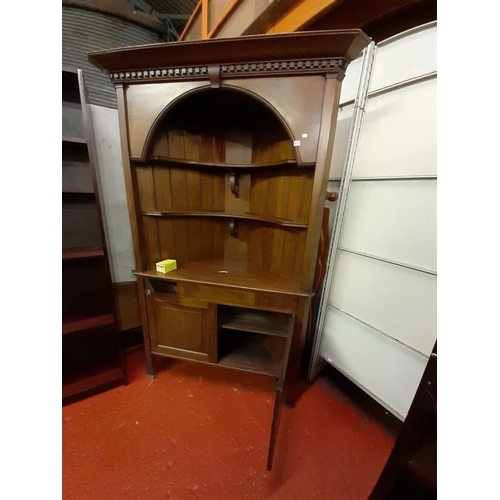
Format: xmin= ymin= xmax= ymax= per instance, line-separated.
xmin=88 ymin=30 xmax=370 ymax=78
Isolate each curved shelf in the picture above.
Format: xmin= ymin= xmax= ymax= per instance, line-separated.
xmin=62 ymin=313 xmax=115 ymax=335
xmin=141 ymin=210 xmax=308 ymax=228
xmin=63 ymin=248 xmax=104 ymax=261
xmin=149 ymin=156 xmax=302 ymax=169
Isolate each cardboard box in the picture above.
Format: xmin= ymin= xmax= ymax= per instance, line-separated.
xmin=156 ymin=259 xmax=177 ymax=274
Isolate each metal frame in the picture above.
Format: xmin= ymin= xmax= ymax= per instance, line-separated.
xmin=340 ymin=71 xmax=437 ymax=108
xmin=308 ymin=41 xmax=376 ymax=382
xmin=337 ymin=247 xmax=437 ymax=276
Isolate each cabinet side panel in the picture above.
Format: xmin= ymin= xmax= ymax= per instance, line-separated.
xmin=141 ymin=216 xmax=161 ymax=269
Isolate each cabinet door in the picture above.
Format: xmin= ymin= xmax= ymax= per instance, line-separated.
xmin=147 ymin=291 xmax=216 ymax=363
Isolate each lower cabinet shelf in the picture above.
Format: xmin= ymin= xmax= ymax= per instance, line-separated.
xmin=218 ymin=330 xmax=285 ymax=377
xmin=216 ymin=306 xmax=291 ymax=377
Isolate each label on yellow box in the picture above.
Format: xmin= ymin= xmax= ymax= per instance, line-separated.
xmin=156 ymin=259 xmax=177 ymax=274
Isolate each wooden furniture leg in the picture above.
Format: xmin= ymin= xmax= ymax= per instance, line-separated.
xmin=267 ymin=316 xmax=295 ymax=470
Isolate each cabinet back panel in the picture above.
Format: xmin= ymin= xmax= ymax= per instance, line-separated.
xmin=247 ymin=224 xmax=307 ymax=285
xmin=153 ymin=166 xmax=173 ymax=211
xmin=136 ymin=164 xmax=226 ymax=213
xmin=147 ymin=89 xmax=295 ymax=165
xmin=249 ymin=171 xmax=314 ymax=223
xmin=252 ymin=124 xmax=294 ymax=164
xmin=140 ymin=214 xmax=306 ymax=286
xmin=141 ymin=215 xmax=226 ymax=267
xmin=136 ymin=165 xmax=155 ymax=211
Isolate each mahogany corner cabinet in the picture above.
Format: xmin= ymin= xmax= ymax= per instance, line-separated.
xmin=89 ymin=30 xmax=370 ymax=469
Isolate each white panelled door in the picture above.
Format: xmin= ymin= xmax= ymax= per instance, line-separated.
xmin=316 ymin=22 xmax=437 ymax=420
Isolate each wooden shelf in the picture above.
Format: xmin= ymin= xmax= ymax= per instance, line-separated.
xmin=62 ymin=189 xmax=94 ymax=195
xmin=63 ymin=362 xmax=124 ymax=401
xmin=219 ymin=307 xmax=291 ymax=337
xmin=63 ymin=248 xmax=104 ymax=261
xmin=142 ymin=210 xmax=308 ymax=228
xmin=150 ymin=157 xmax=299 ymax=169
xmin=62 ymin=313 xmax=115 ymax=335
xmin=218 ymin=332 xmax=282 ymax=377
xmin=134 ymin=259 xmax=309 ymax=296
xmin=62 ymin=136 xmax=86 ymax=145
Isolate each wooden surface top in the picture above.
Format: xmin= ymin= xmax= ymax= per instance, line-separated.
xmin=88 ymin=30 xmax=371 ymax=73
xmin=134 ymin=259 xmax=311 ymax=297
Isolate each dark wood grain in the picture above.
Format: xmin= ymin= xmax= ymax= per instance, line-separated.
xmin=89 ymin=30 xmax=366 ymax=468
xmin=134 ymin=259 xmax=308 ymax=296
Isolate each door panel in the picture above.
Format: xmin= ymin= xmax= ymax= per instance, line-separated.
xmin=147 ymin=291 xmax=216 ymax=363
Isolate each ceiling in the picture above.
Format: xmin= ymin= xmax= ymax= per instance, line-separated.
xmin=134 ymin=0 xmax=198 ymax=39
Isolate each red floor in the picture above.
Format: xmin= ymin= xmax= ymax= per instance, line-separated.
xmin=63 ymin=350 xmax=395 ymax=500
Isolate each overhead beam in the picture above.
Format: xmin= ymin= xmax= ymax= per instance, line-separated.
xmin=242 ymin=0 xmax=301 ymax=36
xmin=266 ymin=0 xmax=343 ymax=34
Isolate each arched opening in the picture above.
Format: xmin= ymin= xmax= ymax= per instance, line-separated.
xmin=134 ymin=88 xmax=314 ymax=287
xmin=147 ymin=88 xmax=296 ymax=165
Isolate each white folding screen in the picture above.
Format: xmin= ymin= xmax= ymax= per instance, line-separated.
xmin=318 ymin=22 xmax=437 ymax=419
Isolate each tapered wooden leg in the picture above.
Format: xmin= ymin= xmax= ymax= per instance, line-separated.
xmin=145 ymin=352 xmax=156 ymax=378
xmin=267 ymin=387 xmax=284 ymax=471
xmin=137 ymin=277 xmax=156 ymax=378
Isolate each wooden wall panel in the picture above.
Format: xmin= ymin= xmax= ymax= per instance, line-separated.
xmin=152 ymin=166 xmax=172 ymax=211
xmin=249 ymin=170 xmax=313 ymax=223
xmin=135 ymin=165 xmax=155 ymax=211
xmin=157 ymin=218 xmax=175 ymax=259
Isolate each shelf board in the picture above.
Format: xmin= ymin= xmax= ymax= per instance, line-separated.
xmin=220 ymin=308 xmax=291 ymax=337
xmin=150 ymin=156 xmax=298 ymax=169
xmin=62 ymin=189 xmax=94 ymax=195
xmin=62 ymin=249 xmax=104 ymax=261
xmin=218 ymin=335 xmax=281 ymax=377
xmin=142 ymin=210 xmax=307 ymax=228
xmin=62 ymin=363 xmax=124 ymax=401
xmin=62 ymin=313 xmax=115 ymax=335
xmin=62 ymin=136 xmax=86 ymax=145
xmin=134 ymin=259 xmax=309 ymax=297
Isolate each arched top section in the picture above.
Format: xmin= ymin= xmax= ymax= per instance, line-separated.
xmin=146 ymin=87 xmax=297 ymax=167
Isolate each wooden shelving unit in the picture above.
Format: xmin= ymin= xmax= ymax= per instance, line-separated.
xmin=62 ymin=67 xmax=125 ymax=404
xmin=89 ymin=29 xmax=370 ymax=469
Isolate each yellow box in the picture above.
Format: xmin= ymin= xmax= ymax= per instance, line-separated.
xmin=156 ymin=259 xmax=177 ymax=274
